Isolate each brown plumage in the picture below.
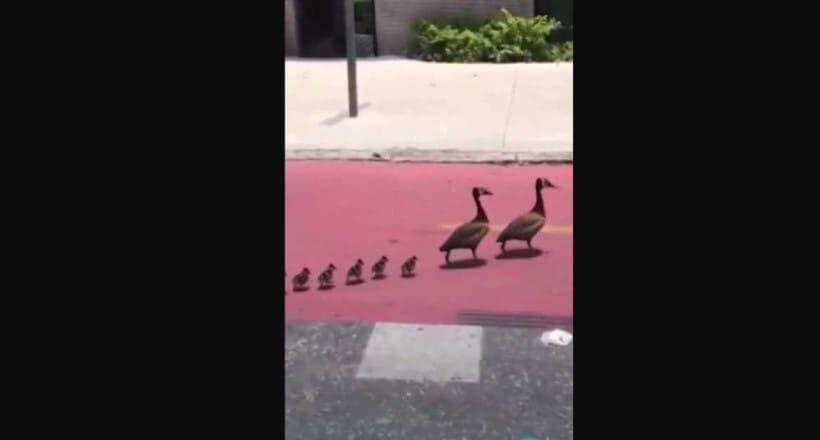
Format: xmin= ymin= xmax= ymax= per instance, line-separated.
xmin=401 ymin=256 xmax=417 ymax=277
xmin=497 ymin=178 xmax=557 ymax=252
xmin=439 ymin=187 xmax=493 ymax=263
xmin=371 ymin=256 xmax=388 ymax=278
xmin=347 ymin=259 xmax=364 ymax=283
xmin=292 ymin=267 xmax=311 ymax=291
xmin=318 ymin=264 xmax=336 ymax=288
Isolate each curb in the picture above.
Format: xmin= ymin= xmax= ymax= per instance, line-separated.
xmin=285 ymin=148 xmax=573 ymax=164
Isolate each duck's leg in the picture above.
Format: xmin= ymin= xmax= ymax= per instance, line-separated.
xmin=527 ymin=239 xmax=532 ymax=249
xmin=471 ymin=248 xmax=477 ymax=260
xmin=445 ymin=251 xmax=451 ymax=264
xmin=500 ymin=240 xmax=506 ymax=253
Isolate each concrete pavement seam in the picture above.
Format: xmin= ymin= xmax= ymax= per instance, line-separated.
xmin=501 ymin=66 xmax=519 ymax=153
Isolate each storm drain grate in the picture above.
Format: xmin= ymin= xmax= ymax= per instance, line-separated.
xmin=457 ymin=310 xmax=573 ymax=330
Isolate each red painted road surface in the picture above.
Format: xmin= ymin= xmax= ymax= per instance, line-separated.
xmin=286 ymin=161 xmax=572 ymax=325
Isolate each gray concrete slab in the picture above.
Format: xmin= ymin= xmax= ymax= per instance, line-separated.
xmin=356 ymin=323 xmax=483 ymax=383
xmin=285 ymin=321 xmax=573 ymax=440
xmin=285 ymin=59 xmax=573 ymax=163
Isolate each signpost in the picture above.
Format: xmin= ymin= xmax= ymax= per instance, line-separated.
xmin=345 ymin=0 xmax=358 ymax=117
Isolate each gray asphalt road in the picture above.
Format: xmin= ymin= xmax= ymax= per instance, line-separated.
xmin=285 ymin=322 xmax=573 ymax=440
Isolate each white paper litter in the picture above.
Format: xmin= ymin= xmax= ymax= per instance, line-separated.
xmin=540 ymin=329 xmax=573 ymax=347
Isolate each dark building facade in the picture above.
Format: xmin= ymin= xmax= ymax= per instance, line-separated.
xmin=284 ymin=0 xmax=539 ymax=58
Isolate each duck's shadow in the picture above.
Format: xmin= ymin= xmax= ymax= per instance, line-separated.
xmin=372 ymin=274 xmax=387 ymax=280
xmin=401 ymin=273 xmax=417 ymax=279
xmin=440 ymin=259 xmax=487 ymax=270
xmin=345 ymin=279 xmax=365 ymax=286
xmin=317 ymin=284 xmax=335 ymax=291
xmin=293 ymin=286 xmax=309 ymax=293
xmin=495 ymin=248 xmax=546 ymax=260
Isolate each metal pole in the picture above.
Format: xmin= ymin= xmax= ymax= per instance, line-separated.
xmin=345 ymin=0 xmax=358 ymax=117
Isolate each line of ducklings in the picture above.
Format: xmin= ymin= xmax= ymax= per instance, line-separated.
xmin=287 ymin=256 xmax=417 ymax=293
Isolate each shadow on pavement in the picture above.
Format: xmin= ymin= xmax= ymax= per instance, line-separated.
xmin=440 ymin=259 xmax=487 ymax=270
xmin=495 ymin=248 xmax=545 ymax=260
xmin=320 ymin=103 xmax=372 ymax=126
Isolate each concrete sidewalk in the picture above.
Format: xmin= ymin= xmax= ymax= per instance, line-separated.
xmin=285 ymin=58 xmax=573 ymax=163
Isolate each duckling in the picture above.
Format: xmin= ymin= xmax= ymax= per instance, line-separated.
xmin=292 ymin=268 xmax=310 ymax=291
xmin=371 ymin=256 xmax=388 ymax=279
xmin=497 ymin=178 xmax=558 ymax=252
xmin=318 ymin=264 xmax=336 ymax=288
xmin=401 ymin=256 xmax=418 ymax=277
xmin=439 ymin=187 xmax=493 ymax=263
xmin=346 ymin=259 xmax=365 ymax=283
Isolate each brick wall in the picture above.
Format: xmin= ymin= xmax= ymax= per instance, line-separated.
xmin=285 ymin=0 xmax=299 ymax=56
xmin=374 ymin=0 xmax=533 ymax=56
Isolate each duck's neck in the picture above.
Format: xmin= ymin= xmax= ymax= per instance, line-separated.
xmin=531 ymin=187 xmax=545 ymax=216
xmin=473 ymin=193 xmax=488 ymax=222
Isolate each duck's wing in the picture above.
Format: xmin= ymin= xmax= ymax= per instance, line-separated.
xmin=497 ymin=212 xmax=546 ymax=241
xmin=440 ymin=221 xmax=490 ymax=251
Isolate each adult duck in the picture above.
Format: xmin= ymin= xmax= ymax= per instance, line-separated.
xmin=439 ymin=187 xmax=493 ymax=264
xmin=497 ymin=178 xmax=557 ymax=252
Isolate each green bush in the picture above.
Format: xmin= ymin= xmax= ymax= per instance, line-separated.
xmin=413 ymin=9 xmax=573 ymax=63
xmin=556 ymin=41 xmax=573 ymax=61
xmin=413 ymin=22 xmax=492 ymax=62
